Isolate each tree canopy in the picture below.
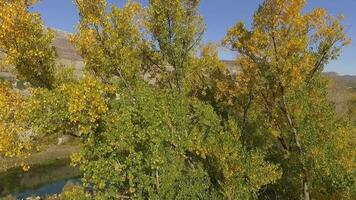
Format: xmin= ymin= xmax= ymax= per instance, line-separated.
xmin=0 ymin=0 xmax=354 ymax=199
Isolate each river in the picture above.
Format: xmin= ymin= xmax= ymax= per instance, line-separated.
xmin=0 ymin=159 xmax=81 ymax=199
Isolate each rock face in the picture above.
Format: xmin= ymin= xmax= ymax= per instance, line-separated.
xmin=51 ymin=29 xmax=84 ymax=73
xmin=57 ymin=135 xmax=71 ymax=145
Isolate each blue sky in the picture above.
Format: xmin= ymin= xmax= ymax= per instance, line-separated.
xmin=32 ymin=0 xmax=356 ymax=75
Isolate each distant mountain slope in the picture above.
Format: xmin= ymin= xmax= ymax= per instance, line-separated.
xmin=51 ymin=29 xmax=84 ymax=73
xmin=324 ymin=72 xmax=356 ymax=88
xmin=1 ymin=29 xmax=355 ymax=87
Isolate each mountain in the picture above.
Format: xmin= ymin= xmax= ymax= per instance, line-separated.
xmin=324 ymin=72 xmax=356 ymax=88
xmin=1 ymin=29 xmax=355 ymax=87
xmin=51 ymin=29 xmax=84 ymax=72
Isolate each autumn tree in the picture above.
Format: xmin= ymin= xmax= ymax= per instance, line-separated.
xmin=72 ymin=0 xmax=142 ymax=87
xmin=1 ymin=0 xmax=354 ymax=199
xmin=223 ymin=0 xmax=354 ymax=199
xmin=0 ymin=0 xmax=56 ymax=89
xmin=143 ymin=0 xmax=205 ymax=92
xmin=0 ymin=0 xmax=58 ymax=166
xmin=66 ymin=0 xmax=281 ymax=199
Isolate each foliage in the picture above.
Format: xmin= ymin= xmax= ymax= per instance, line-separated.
xmin=0 ymin=0 xmax=354 ymax=199
xmin=69 ymin=83 xmax=280 ymax=199
xmin=223 ymin=0 xmax=354 ymax=199
xmin=346 ymin=89 xmax=356 ymax=125
xmin=0 ymin=0 xmax=62 ymax=162
xmin=72 ymin=0 xmax=142 ymax=84
xmin=0 ymin=0 xmax=56 ymax=89
xmin=0 ymin=82 xmax=31 ymax=162
xmin=68 ymin=0 xmax=280 ymax=199
xmin=143 ymin=0 xmax=205 ymax=91
xmin=45 ymin=183 xmax=90 ymax=200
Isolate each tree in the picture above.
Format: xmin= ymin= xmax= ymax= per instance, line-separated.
xmin=0 ymin=0 xmax=56 ymax=89
xmin=223 ymin=0 xmax=353 ymax=199
xmin=0 ymin=0 xmax=57 ymax=165
xmin=1 ymin=0 xmax=353 ymax=199
xmin=72 ymin=0 xmax=142 ymax=87
xmin=143 ymin=0 xmax=205 ymax=92
xmin=0 ymin=0 xmax=81 ymax=170
xmin=67 ymin=0 xmax=281 ymax=199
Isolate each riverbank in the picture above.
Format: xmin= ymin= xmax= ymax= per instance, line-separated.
xmin=0 ymin=144 xmax=80 ymax=173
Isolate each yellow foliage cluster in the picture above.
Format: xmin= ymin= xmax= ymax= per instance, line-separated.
xmin=187 ymin=44 xmax=240 ymax=108
xmin=66 ymin=76 xmax=111 ymax=135
xmin=74 ymin=0 xmax=107 ymax=25
xmin=0 ymin=0 xmax=56 ymax=88
xmin=72 ymin=0 xmax=142 ymax=81
xmin=332 ymin=126 xmax=355 ymax=173
xmin=223 ymin=0 xmax=350 ymax=93
xmin=0 ymin=83 xmax=30 ymax=159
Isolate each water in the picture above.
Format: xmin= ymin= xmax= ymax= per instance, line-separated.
xmin=0 ymin=159 xmax=81 ymax=199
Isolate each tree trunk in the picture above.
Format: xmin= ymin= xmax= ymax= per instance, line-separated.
xmin=303 ymin=179 xmax=310 ymax=200
xmin=279 ymin=85 xmax=311 ymax=200
xmin=241 ymin=91 xmax=253 ymax=135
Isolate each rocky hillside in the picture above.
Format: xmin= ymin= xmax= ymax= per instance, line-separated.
xmin=51 ymin=29 xmax=84 ymax=71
